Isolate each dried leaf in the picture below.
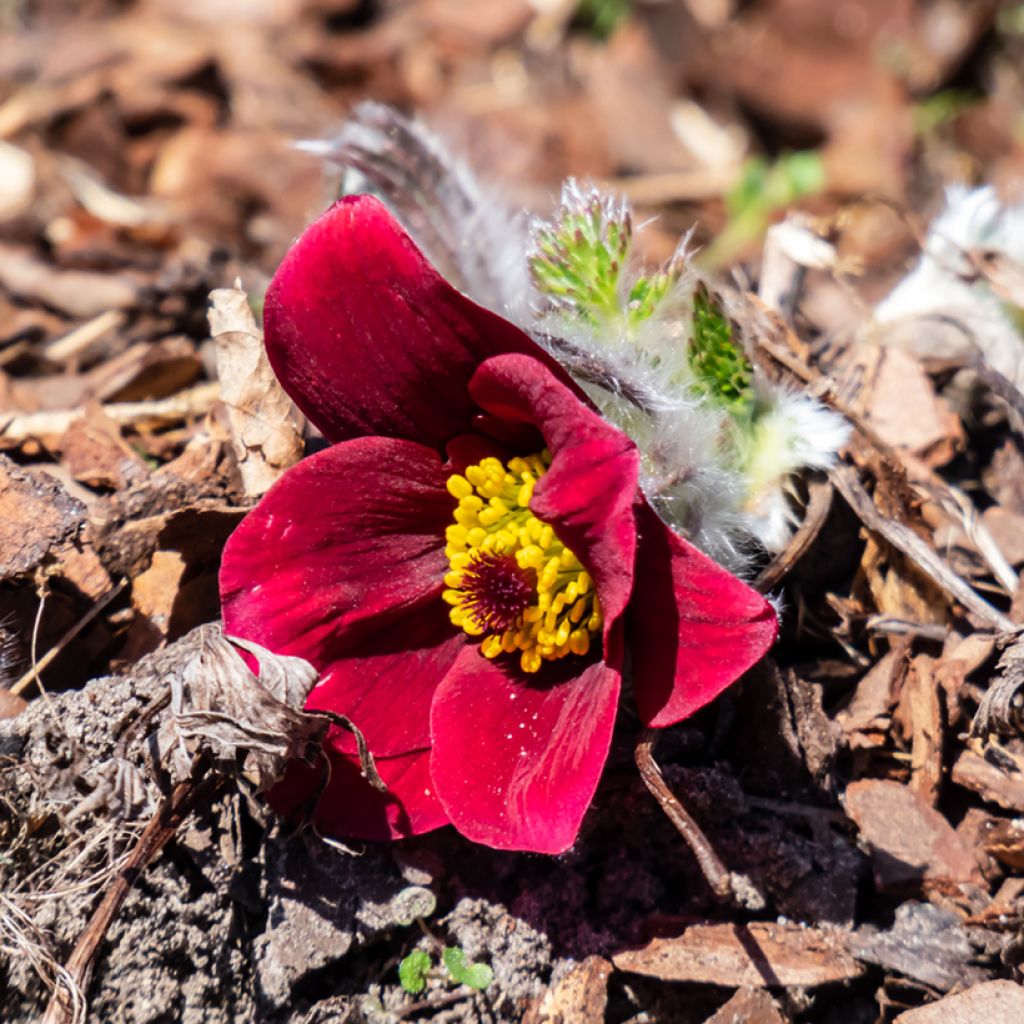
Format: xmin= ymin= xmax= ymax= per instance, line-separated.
xmin=154 ymin=624 xmax=381 ymax=796
xmin=842 ymin=346 xmax=963 ymax=466
xmin=58 ymin=403 xmax=149 ymax=490
xmin=208 ymin=287 xmax=303 ymax=497
xmin=971 ymin=636 xmax=1024 ymax=740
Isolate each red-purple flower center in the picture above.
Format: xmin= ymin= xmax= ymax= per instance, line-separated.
xmin=457 ymin=551 xmax=537 ymax=632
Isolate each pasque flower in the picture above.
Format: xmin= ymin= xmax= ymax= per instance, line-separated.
xmin=219 ymin=196 xmax=778 ymax=854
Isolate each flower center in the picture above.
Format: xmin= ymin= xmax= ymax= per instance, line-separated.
xmin=443 ymin=451 xmax=602 ymax=674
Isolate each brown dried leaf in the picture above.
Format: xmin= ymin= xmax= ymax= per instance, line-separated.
xmin=155 ymin=624 xmax=324 ymax=792
xmin=612 ymin=922 xmax=863 ymax=988
xmin=208 ymin=287 xmax=303 ymax=497
xmin=86 ymin=337 xmax=202 ymax=403
xmin=0 ymin=454 xmax=86 ymax=581
xmin=893 ymin=980 xmax=1024 ymax=1023
xmin=844 ymin=779 xmax=981 ymax=892
xmin=971 ymin=636 xmax=1024 ymax=741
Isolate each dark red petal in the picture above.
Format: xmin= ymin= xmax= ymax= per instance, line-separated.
xmin=269 ymin=743 xmax=448 ymax=841
xmin=220 ymin=436 xmax=453 ymax=667
xmin=631 ymin=504 xmax=778 ymax=728
xmin=429 ymin=636 xmax=623 ymax=853
xmin=264 ymin=195 xmax=553 ymax=447
xmin=306 ymin=612 xmax=465 ymax=757
xmin=469 ymin=353 xmax=640 ymax=629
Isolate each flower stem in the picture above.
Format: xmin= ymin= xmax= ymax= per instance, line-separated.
xmin=634 ymin=728 xmax=765 ymax=911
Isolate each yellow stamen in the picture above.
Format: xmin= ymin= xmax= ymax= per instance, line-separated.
xmin=443 ymin=450 xmax=601 ymax=673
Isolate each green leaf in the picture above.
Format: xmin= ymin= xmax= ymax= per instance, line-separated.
xmin=688 ymin=287 xmax=754 ymax=414
xmin=442 ymin=947 xmax=494 ymax=991
xmin=574 ymin=0 xmax=630 ymax=39
xmin=398 ymin=950 xmax=432 ymax=995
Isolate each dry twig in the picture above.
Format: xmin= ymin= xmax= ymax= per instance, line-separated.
xmin=635 ymin=728 xmax=765 ymax=910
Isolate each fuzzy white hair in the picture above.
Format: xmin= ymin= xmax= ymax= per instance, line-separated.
xmin=875 ymin=184 xmax=1024 ymax=388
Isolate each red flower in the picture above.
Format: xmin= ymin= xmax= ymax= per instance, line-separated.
xmin=219 ymin=196 xmax=777 ymax=854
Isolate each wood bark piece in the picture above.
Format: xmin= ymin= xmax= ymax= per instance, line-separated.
xmin=704 ymin=987 xmax=788 ymax=1024
xmin=844 ymin=779 xmax=980 ymax=891
xmin=0 ymin=454 xmax=86 ymax=580
xmin=893 ymin=980 xmax=1024 ymax=1023
xmin=952 ymin=750 xmax=1024 ymax=813
xmin=528 ymin=956 xmax=612 ymax=1024
xmin=897 ymin=655 xmax=943 ymax=805
xmin=612 ymin=922 xmax=863 ymax=988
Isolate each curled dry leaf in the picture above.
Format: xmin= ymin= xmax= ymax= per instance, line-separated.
xmin=154 ymin=624 xmax=379 ymax=795
xmin=208 ymin=287 xmax=304 ymax=497
xmin=971 ymin=634 xmax=1024 ymax=741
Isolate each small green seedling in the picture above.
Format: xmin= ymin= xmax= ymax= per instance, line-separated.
xmin=397 ymin=945 xmax=494 ymax=995
xmin=398 ymin=949 xmax=432 ymax=995
xmin=442 ymin=947 xmax=494 ymax=990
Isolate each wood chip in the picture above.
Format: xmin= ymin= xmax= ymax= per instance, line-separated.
xmin=0 ymin=244 xmax=139 ymax=318
xmin=528 ymin=956 xmax=612 ymax=1024
xmin=0 ymin=453 xmax=86 ymax=581
xmin=846 ymin=346 xmax=964 ymax=466
xmin=703 ymin=987 xmax=788 ymax=1024
xmin=0 ymin=687 xmax=27 ymax=719
xmin=612 ymin=922 xmax=863 ymax=988
xmin=844 ymin=779 xmax=981 ymax=891
xmin=894 ymin=655 xmax=943 ymax=805
xmin=893 ymin=980 xmax=1024 ymax=1023
xmin=836 ymin=645 xmax=908 ymax=749
xmin=852 ymin=901 xmax=990 ymax=992
xmin=58 ymin=403 xmax=149 ymax=490
xmin=952 ymin=750 xmax=1024 ymax=813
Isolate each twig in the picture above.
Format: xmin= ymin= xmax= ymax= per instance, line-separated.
xmin=0 ymin=382 xmax=220 ymax=441
xmin=755 ymin=476 xmax=833 ymax=592
xmin=11 ymin=580 xmax=127 ymax=696
xmin=831 ymin=464 xmax=1014 ymax=632
xmin=43 ymin=309 xmax=125 ymax=364
xmin=634 ymin=729 xmax=764 ymax=910
xmin=40 ymin=760 xmax=228 ymax=1024
xmin=598 ymin=166 xmax=741 ymax=205
xmin=395 ymin=988 xmax=475 ymax=1021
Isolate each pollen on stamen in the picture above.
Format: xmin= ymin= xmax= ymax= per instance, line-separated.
xmin=444 ymin=450 xmax=603 ymax=673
